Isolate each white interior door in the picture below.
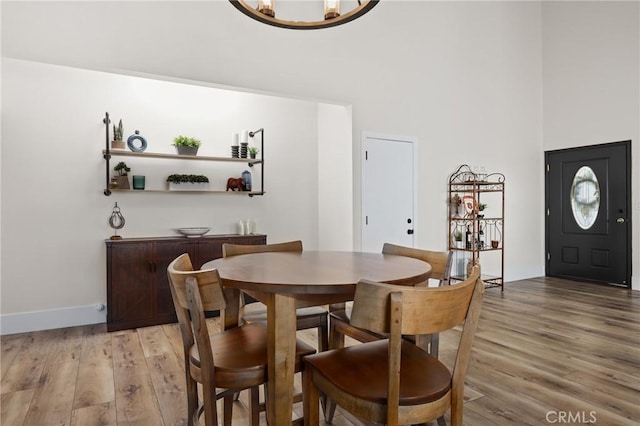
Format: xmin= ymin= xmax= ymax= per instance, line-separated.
xmin=362 ymin=133 xmax=415 ymax=253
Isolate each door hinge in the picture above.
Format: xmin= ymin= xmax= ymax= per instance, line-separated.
xmin=547 ymin=208 xmax=550 ymax=216
xmin=365 ymin=151 xmax=368 ymax=160
xmin=365 ymin=215 xmax=368 ymax=225
xmin=547 ymin=252 xmax=550 ymax=261
xmin=546 ymin=163 xmax=549 ymax=172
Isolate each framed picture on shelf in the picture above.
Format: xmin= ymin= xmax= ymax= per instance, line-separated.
xmin=463 ymin=195 xmax=476 ymax=215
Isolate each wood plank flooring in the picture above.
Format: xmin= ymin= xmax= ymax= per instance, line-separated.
xmin=1 ymin=276 xmax=639 ymax=425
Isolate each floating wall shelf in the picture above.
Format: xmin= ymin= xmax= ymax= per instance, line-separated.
xmin=102 ymin=112 xmax=264 ymax=197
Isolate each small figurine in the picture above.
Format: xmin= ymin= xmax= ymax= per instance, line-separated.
xmin=109 ymin=202 xmax=125 ymax=240
xmin=226 ymin=177 xmax=245 ymax=191
xmin=127 ymin=130 xmax=148 ymax=152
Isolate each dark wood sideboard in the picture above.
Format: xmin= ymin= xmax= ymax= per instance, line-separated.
xmin=105 ymin=234 xmax=267 ymax=331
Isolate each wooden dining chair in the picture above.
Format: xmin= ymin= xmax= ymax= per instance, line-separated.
xmin=167 ymin=253 xmax=316 ymax=426
xmin=325 ymin=244 xmax=453 ymax=422
xmin=222 ymin=240 xmax=329 ymax=352
xmin=382 ymin=242 xmax=453 ymax=287
xmin=303 ymin=266 xmax=484 ymax=426
xmin=381 ymin=242 xmax=454 ymax=355
xmin=329 ymin=243 xmax=453 ymax=352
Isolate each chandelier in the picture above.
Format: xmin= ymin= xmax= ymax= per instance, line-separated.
xmin=229 ymin=0 xmax=379 ymax=30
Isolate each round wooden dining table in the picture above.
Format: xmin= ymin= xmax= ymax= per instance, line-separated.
xmin=204 ymin=250 xmax=432 ymax=425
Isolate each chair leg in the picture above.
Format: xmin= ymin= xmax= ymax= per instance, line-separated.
xmin=317 ymin=322 xmax=329 ymax=352
xmin=328 ymin=320 xmax=345 ymax=350
xmin=202 ymin=384 xmax=218 ymax=426
xmin=223 ymin=394 xmax=233 ymax=426
xmin=324 ymin=399 xmax=337 ymax=424
xmin=430 ymin=333 xmax=440 ymax=358
xmin=186 ymin=376 xmax=198 ymax=426
xmin=451 ymin=386 xmax=464 ymax=426
xmin=303 ymin=368 xmax=320 ymax=425
xmin=248 ymin=386 xmax=260 ymax=426
xmin=324 ymin=320 xmax=342 ymax=423
xmin=414 ymin=333 xmax=439 ymax=357
xmin=263 ymin=383 xmax=269 ymax=426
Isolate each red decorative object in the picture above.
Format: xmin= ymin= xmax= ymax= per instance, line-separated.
xmin=226 ymin=177 xmax=245 ymax=191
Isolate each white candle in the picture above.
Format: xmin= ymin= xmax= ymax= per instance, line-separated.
xmin=232 ymin=133 xmax=239 ymax=146
xmin=240 ymin=130 xmax=248 ymax=144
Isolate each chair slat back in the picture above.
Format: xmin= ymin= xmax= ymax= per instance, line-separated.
xmin=382 ymin=243 xmax=453 ymax=285
xmin=351 ymin=266 xmax=481 ymax=336
xmin=185 ymin=276 xmax=216 ymax=370
xmin=167 ymin=253 xmax=226 ymax=312
xmin=222 ymin=240 xmax=303 ymax=257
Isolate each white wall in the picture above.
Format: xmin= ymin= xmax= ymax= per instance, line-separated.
xmin=318 ymin=104 xmax=353 ymax=251
xmin=542 ymin=1 xmax=640 ymax=289
xmin=0 ymin=58 xmax=335 ymax=333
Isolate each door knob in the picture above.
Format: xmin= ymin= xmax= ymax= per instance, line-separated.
xmin=616 ymin=217 xmax=625 ymax=223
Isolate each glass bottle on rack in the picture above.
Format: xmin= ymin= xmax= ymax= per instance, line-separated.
xmin=465 ymin=225 xmax=472 ymax=250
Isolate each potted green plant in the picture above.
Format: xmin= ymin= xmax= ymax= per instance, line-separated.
xmin=477 ymin=202 xmax=487 ymax=218
xmin=166 ymin=174 xmax=210 ymax=191
xmin=113 ymin=161 xmax=131 ymax=189
xmin=452 ymin=230 xmax=463 ymax=248
xmin=248 ymin=146 xmax=259 ymax=159
xmin=112 ymin=119 xmax=125 ymax=150
xmin=172 ymin=135 xmax=201 ymax=156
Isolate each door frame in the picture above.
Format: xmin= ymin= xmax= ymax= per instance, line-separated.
xmin=544 ymin=140 xmax=632 ymax=287
xmin=361 ymin=131 xmax=418 ymax=251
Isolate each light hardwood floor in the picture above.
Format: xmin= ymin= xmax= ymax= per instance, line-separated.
xmin=1 ymin=277 xmax=639 ymax=425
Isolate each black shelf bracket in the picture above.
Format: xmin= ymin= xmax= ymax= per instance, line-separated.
xmin=248 ymin=128 xmax=265 ymax=197
xmin=103 ymin=112 xmax=112 ymax=196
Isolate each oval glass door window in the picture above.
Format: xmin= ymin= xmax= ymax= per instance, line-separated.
xmin=570 ymin=166 xmax=600 ymax=230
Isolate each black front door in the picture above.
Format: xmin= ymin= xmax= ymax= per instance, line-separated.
xmin=545 ymin=141 xmax=631 ymax=287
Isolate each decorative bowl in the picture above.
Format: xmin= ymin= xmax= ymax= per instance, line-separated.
xmin=176 ymin=227 xmax=210 ymax=238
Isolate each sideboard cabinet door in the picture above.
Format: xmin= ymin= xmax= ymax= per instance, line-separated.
xmin=106 ymin=242 xmax=155 ymax=331
xmin=154 ymin=240 xmax=195 ymax=325
xmin=106 ymin=234 xmax=267 ymax=332
xmin=193 ymin=238 xmax=228 ymax=270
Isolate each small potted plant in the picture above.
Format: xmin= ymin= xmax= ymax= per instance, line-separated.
xmin=112 ymin=119 xmax=125 ymax=150
xmin=248 ymin=146 xmax=259 ymax=159
xmin=113 ymin=161 xmax=131 ymax=189
xmin=452 ymin=230 xmax=463 ymax=248
xmin=173 ymin=135 xmax=201 ymax=156
xmin=166 ymin=174 xmax=210 ymax=191
xmin=477 ymin=203 xmax=487 ymax=218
